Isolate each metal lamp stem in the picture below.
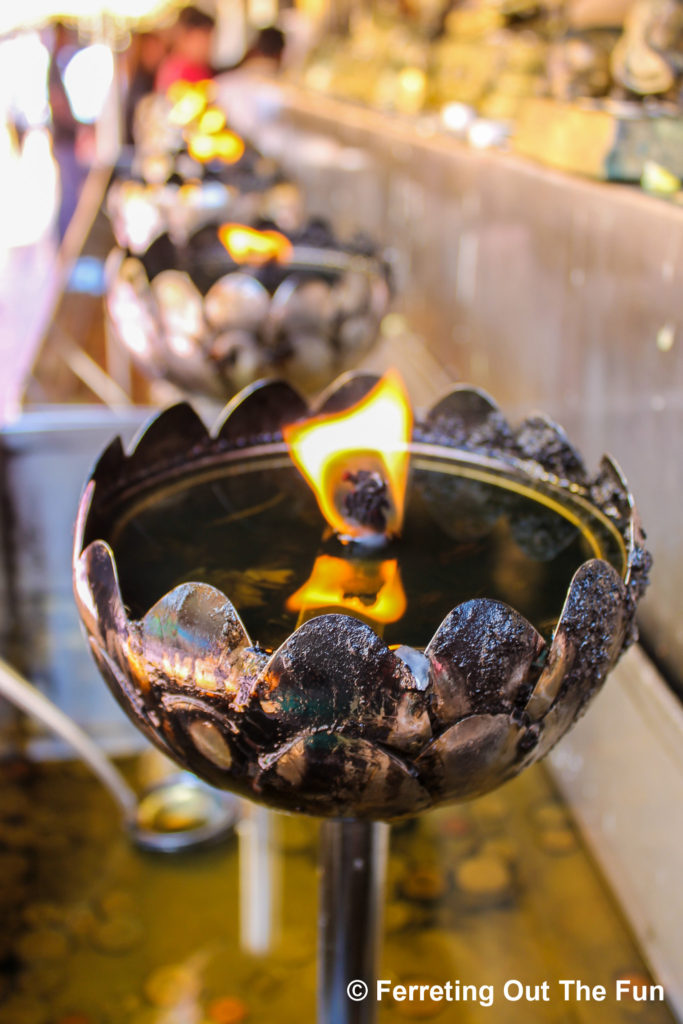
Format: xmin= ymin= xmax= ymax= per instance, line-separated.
xmin=318 ymin=819 xmax=389 ymax=1024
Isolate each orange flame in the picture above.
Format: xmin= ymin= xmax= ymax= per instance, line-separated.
xmin=283 ymin=371 xmax=413 ymax=540
xmin=287 ymin=555 xmax=406 ymax=624
xmin=218 ymin=223 xmax=293 ymax=265
xmin=167 ymin=80 xmax=213 ymax=126
xmin=187 ymin=129 xmax=245 ymax=165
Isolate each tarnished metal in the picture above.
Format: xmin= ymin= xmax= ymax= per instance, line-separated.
xmin=73 ymin=374 xmax=650 ymax=820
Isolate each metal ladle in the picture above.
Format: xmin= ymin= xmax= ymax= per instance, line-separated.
xmin=0 ymin=657 xmax=237 ymax=853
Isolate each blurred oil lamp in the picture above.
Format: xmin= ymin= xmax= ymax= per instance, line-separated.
xmin=74 ymin=372 xmax=650 ymax=1023
xmin=105 ymin=220 xmax=391 ymax=401
xmin=106 ymin=173 xmax=305 ymax=254
xmin=113 ymin=83 xmax=304 ymax=252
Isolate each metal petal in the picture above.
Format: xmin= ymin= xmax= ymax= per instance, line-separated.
xmin=214 ymin=379 xmax=307 ymax=446
xmin=210 ymin=330 xmax=263 ymax=391
xmin=531 ymin=559 xmax=627 ymax=757
xmin=314 ymin=372 xmax=380 ymax=415
xmin=88 ymin=638 xmax=168 ymax=753
xmin=591 ymin=455 xmax=650 ymax=618
xmin=90 ymin=435 xmax=126 ymax=489
xmin=127 ymin=403 xmax=209 ymax=476
xmin=256 ymin=731 xmax=430 ymax=819
xmin=74 ymin=539 xmax=128 ymax=643
xmin=151 ymin=693 xmax=257 ymax=795
xmin=425 ymin=385 xmax=514 ymax=451
xmin=590 ymin=454 xmax=632 ymax=528
xmin=256 ymin=614 xmax=423 ymax=749
xmin=513 ymin=415 xmax=587 ymax=482
xmin=415 ymin=713 xmax=523 ymax=802
xmin=427 ymin=385 xmax=501 ymax=430
xmin=330 ymin=270 xmax=372 ymax=318
xmin=204 ymin=273 xmax=270 ymax=331
xmin=138 ymin=582 xmax=260 ymax=704
xmin=75 ymin=541 xmax=171 ymax=750
xmin=426 ymin=599 xmax=545 ymax=727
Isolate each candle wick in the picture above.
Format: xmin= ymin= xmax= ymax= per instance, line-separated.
xmin=342 ymin=470 xmax=391 ymax=534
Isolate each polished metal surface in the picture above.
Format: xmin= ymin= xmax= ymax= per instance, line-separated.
xmin=223 ymin=78 xmax=683 ymax=696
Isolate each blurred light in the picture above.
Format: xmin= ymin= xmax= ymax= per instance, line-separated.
xmin=187 ymin=129 xmax=245 ymax=165
xmin=468 ymin=119 xmax=506 ymax=150
xmin=120 ymin=320 xmax=151 ymax=356
xmin=62 ymin=43 xmax=113 ymax=124
xmin=247 ymin=0 xmax=278 ymax=29
xmin=440 ymin=102 xmax=474 ymax=135
xmin=198 ymin=107 xmax=226 ymax=134
xmin=398 ymin=67 xmax=426 ymax=95
xmin=168 ymin=332 xmax=195 ymax=356
xmin=0 ymin=1 xmax=175 ymax=34
xmin=167 ymin=80 xmax=212 ymax=126
xmin=0 ymin=127 xmax=58 ymax=248
xmin=0 ymin=33 xmax=50 ymax=128
xmin=641 ymin=159 xmax=681 ymax=195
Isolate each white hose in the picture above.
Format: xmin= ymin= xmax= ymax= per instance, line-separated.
xmin=0 ymin=656 xmax=137 ymax=821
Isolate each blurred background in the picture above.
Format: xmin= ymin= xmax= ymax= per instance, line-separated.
xmin=0 ymin=0 xmax=681 ymax=1021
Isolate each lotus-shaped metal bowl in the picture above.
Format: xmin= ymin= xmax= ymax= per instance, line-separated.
xmin=105 ymin=222 xmax=391 ymax=401
xmin=73 ymin=376 xmax=650 ymax=820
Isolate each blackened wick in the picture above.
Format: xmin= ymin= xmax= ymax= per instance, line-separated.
xmin=342 ymin=470 xmax=391 ymax=532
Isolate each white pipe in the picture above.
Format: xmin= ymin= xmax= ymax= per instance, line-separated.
xmin=0 ymin=657 xmax=137 ymax=821
xmin=238 ymin=801 xmax=279 ymax=954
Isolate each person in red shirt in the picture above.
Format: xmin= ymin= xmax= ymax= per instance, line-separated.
xmin=155 ymin=6 xmax=216 ymax=93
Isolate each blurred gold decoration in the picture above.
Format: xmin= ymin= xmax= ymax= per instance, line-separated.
xmin=611 ymin=0 xmax=682 ymax=94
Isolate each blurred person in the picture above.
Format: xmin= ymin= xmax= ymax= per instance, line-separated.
xmin=240 ymin=26 xmax=286 ymax=73
xmin=125 ymin=32 xmax=167 ymax=143
xmin=156 ymin=6 xmax=216 ymax=93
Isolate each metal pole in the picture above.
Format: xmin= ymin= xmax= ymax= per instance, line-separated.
xmin=318 ymin=818 xmax=389 ymax=1024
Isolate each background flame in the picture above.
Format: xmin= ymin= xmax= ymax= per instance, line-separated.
xmin=218 ymin=224 xmax=292 ymax=265
xmin=283 ymin=371 xmax=413 ymax=539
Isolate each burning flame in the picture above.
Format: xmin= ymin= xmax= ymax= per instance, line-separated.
xmin=167 ymin=80 xmax=213 ymax=126
xmin=283 ymin=371 xmax=413 ymax=540
xmin=218 ymin=223 xmax=293 ymax=265
xmin=187 ymin=129 xmax=245 ymax=165
xmin=287 ymin=556 xmax=406 ymax=624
